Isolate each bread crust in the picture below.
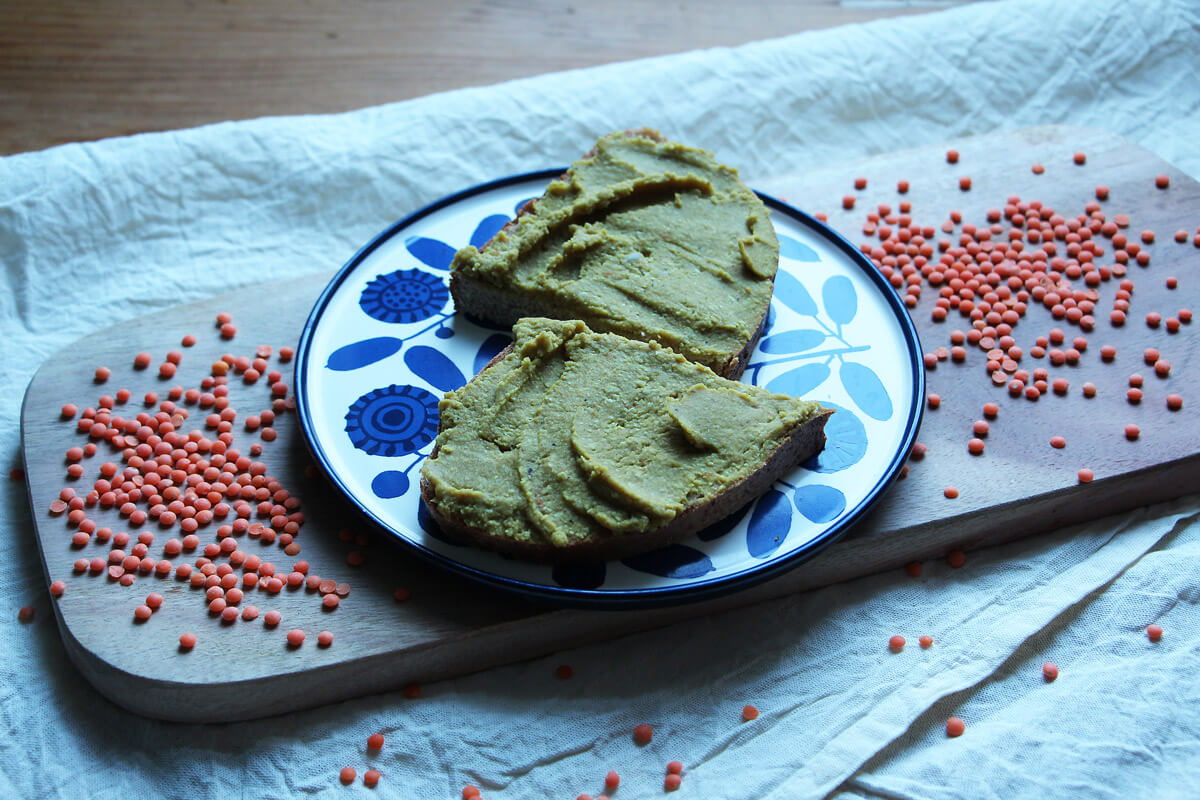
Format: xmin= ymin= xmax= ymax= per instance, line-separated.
xmin=418 ymin=338 xmax=833 ymax=564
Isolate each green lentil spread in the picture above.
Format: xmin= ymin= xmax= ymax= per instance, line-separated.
xmin=420 ymin=318 xmax=826 ymax=549
xmin=450 ymin=131 xmax=778 ymax=373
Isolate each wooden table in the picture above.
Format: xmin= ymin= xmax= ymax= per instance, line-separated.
xmin=0 ymin=0 xmax=973 ymax=157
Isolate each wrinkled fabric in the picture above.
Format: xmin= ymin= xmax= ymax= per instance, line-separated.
xmin=3 ymin=0 xmax=1199 ymax=797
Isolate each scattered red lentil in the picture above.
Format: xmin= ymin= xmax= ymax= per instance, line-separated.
xmin=664 ymin=774 xmax=682 ymax=792
xmin=402 ymin=683 xmax=421 ymax=699
xmin=556 ymin=664 xmax=574 ymax=680
xmin=1043 ymin=662 xmax=1059 ymax=682
xmin=897 ymin=180 xmax=909 ymax=193
xmin=967 ymin=438 xmax=985 ymax=455
xmin=286 ymin=628 xmax=306 ymax=647
xmin=363 ymin=769 xmax=380 ymax=788
xmin=179 ymin=632 xmax=196 ymax=649
xmin=854 ymin=177 xmax=867 ymax=190
xmin=919 ymin=634 xmax=933 ymax=649
xmin=888 ymin=635 xmax=906 ymax=651
xmin=18 ymin=605 xmax=35 ymax=622
xmin=633 ymin=724 xmax=654 ymax=745
xmin=1031 ymin=163 xmax=1044 ymax=174
xmin=1155 ymin=174 xmax=1169 ymax=189
xmin=133 ymin=605 xmax=152 ymax=621
xmin=1078 ymin=468 xmax=1095 ymax=484
xmin=946 ymin=149 xmax=959 ymax=163
xmin=742 ymin=704 xmax=760 ymax=721
xmin=947 ymin=550 xmax=966 ymax=568
xmin=1082 ymin=382 xmax=1097 ymax=398
xmin=1073 ymin=152 xmax=1086 ymax=165
xmin=927 ymin=393 xmax=941 ymax=409
xmin=667 ymin=761 xmax=683 ymax=776
xmin=1125 ymin=424 xmax=1140 ymax=440
xmin=943 ymin=487 xmax=959 ymax=499
xmin=264 ymin=609 xmax=281 ymax=627
xmin=393 ymin=587 xmax=411 ymax=602
xmin=906 ymin=561 xmax=923 ymax=578
xmin=339 ymin=767 xmax=357 ymax=785
xmin=946 ymin=717 xmax=966 ymax=737
xmin=94 ymin=366 xmax=111 ymax=382
xmin=1050 ymin=436 xmax=1066 ymax=449
xmin=842 ymin=194 xmax=856 ymax=210
xmin=1147 ymin=624 xmax=1163 ymax=641
xmin=317 ymin=630 xmax=334 ymax=647
xmin=1166 ymin=394 xmax=1183 ymax=410
xmin=462 ymin=786 xmax=481 ymax=799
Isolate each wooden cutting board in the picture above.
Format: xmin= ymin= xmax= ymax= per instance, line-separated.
xmin=21 ymin=125 xmax=1199 ymax=722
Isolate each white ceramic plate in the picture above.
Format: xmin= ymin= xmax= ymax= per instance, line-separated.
xmin=295 ymin=169 xmax=924 ymax=607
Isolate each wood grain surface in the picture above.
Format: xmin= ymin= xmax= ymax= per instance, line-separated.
xmin=21 ymin=125 xmax=1199 ymax=722
xmin=0 ymin=0 xmax=976 ymax=156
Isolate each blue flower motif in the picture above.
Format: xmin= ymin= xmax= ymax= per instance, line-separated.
xmin=345 ymin=384 xmax=439 ymax=456
xmin=359 ymin=268 xmax=449 ymax=324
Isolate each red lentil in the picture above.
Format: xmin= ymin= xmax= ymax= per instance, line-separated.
xmin=18 ymin=605 xmax=35 ymax=622
xmin=286 ymin=628 xmax=305 ymax=647
xmin=927 ymin=393 xmax=941 ymax=409
xmin=633 ymin=724 xmax=654 ymax=745
xmin=1167 ymin=394 xmax=1183 ymax=410
xmin=264 ymin=609 xmax=281 ymax=627
xmin=179 ymin=632 xmax=196 ymax=649
xmin=1125 ymin=424 xmax=1140 ymax=440
xmin=1043 ymin=662 xmax=1059 ymax=682
xmin=402 ymin=683 xmax=420 ymax=699
xmin=1147 ymin=624 xmax=1163 ymax=641
xmin=1082 ymin=382 xmax=1097 ymax=398
xmin=854 ymin=177 xmax=867 ymax=190
xmin=363 ymin=769 xmax=380 ymax=788
xmin=906 ymin=561 xmax=922 ymax=578
xmin=946 ymin=149 xmax=959 ymax=163
xmin=1078 ymin=468 xmax=1094 ymax=483
xmin=339 ymin=767 xmax=357 ymax=785
xmin=556 ymin=664 xmax=574 ymax=679
xmin=919 ymin=634 xmax=933 ymax=648
xmin=317 ymin=630 xmax=333 ymax=647
xmin=742 ymin=704 xmax=760 ymax=721
xmin=1050 ymin=436 xmax=1066 ymax=449
xmin=944 ymin=486 xmax=959 ymax=499
xmin=1155 ymin=174 xmax=1169 ymax=189
xmin=664 ymin=774 xmax=682 ymax=792
xmin=947 ymin=550 xmax=966 ymax=568
xmin=967 ymin=438 xmax=985 ymax=455
xmin=888 ymin=634 xmax=906 ymax=651
xmin=134 ymin=605 xmax=152 ymax=621
xmin=946 ymin=717 xmax=966 ymax=737
xmin=1031 ymin=163 xmax=1044 ymax=174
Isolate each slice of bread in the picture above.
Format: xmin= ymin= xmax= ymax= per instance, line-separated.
xmin=419 ymin=318 xmax=833 ymax=564
xmin=449 ymin=129 xmax=778 ymax=379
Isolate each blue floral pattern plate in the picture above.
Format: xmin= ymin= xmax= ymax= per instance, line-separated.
xmin=295 ymin=169 xmax=924 ymax=607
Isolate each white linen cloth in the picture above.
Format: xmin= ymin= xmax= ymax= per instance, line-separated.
xmin=3 ymin=0 xmax=1199 ymax=797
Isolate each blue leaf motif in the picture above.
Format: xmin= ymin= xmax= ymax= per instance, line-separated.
xmin=759 ymin=329 xmax=826 ymax=355
xmin=804 ymin=403 xmax=867 ymax=474
xmin=840 ymin=361 xmax=893 ymax=421
xmin=326 ymin=336 xmax=403 ymax=371
xmin=371 ymin=470 xmax=410 ymax=499
xmin=766 ymin=302 xmax=776 ymax=333
xmin=822 ymin=275 xmax=858 ymax=325
xmin=697 ymin=503 xmax=751 ymax=541
xmin=405 ymin=236 xmax=457 ymax=271
xmin=792 ymin=484 xmax=846 ymax=523
xmin=746 ymin=489 xmax=792 ymax=558
xmin=435 ymin=326 xmax=455 ymax=339
xmin=553 ymin=563 xmax=606 ymax=589
xmin=404 ymin=346 xmax=466 ymax=392
xmin=766 ymin=363 xmax=830 ymax=397
xmin=779 ymin=234 xmax=820 ymax=262
xmin=622 ymin=544 xmax=714 ymax=579
xmin=774 ymin=271 xmax=818 ymax=316
xmin=470 ymin=214 xmax=510 ymax=249
xmin=473 ymin=333 xmax=514 ymax=374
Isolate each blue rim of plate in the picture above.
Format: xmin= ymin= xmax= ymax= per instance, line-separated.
xmin=294 ymin=168 xmax=925 ymax=609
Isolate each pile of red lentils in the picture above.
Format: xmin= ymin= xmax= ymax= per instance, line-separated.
xmin=42 ymin=312 xmax=369 ymax=652
xmin=824 ymin=151 xmax=1193 ymax=496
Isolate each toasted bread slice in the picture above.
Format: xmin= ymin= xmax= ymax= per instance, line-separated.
xmin=419 ymin=318 xmax=833 ymax=564
xmin=449 ymin=130 xmax=778 ymax=379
